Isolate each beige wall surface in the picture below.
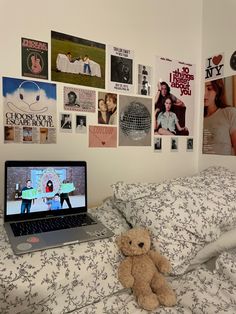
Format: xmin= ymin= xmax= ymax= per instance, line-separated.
xmin=0 ymin=0 xmax=202 ymax=207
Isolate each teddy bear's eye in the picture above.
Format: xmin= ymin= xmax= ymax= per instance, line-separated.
xmin=129 ymin=241 xmax=132 ymax=245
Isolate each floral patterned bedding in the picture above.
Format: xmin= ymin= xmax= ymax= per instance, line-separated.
xmin=1 ymin=167 xmax=236 ymax=314
xmin=112 ymin=166 xmax=236 ymax=275
xmin=75 ymin=249 xmax=236 ymax=314
xmin=0 ymin=198 xmax=129 ymax=314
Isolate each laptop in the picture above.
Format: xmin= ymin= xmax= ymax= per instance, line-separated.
xmin=4 ymin=160 xmax=114 ymax=255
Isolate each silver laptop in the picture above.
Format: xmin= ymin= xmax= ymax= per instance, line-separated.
xmin=4 ymin=160 xmax=113 ymax=255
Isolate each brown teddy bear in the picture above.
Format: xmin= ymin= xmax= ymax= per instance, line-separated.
xmin=116 ymin=227 xmax=176 ymax=311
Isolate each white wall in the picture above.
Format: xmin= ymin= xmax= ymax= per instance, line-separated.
xmin=199 ymin=0 xmax=236 ymax=171
xmin=0 ymin=0 xmax=202 ymax=207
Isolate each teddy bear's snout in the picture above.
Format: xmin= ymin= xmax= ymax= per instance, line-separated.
xmin=138 ymin=242 xmax=144 ymax=248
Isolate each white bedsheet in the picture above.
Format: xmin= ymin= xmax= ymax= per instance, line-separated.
xmin=56 ymin=54 xmax=101 ymax=77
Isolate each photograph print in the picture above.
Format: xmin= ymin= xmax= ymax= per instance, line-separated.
xmin=97 ymin=91 xmax=117 ymax=125
xmin=51 ymin=31 xmax=105 ymax=89
xmin=137 ymin=64 xmax=152 ymax=96
xmin=119 ymin=95 xmax=152 ymax=146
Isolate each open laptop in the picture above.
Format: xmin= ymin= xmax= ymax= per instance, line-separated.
xmin=4 ymin=160 xmax=113 ymax=255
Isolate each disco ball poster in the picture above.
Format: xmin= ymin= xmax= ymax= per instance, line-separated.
xmin=119 ymin=95 xmax=152 ymax=146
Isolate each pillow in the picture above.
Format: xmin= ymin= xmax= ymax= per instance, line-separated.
xmin=112 ymin=167 xmax=236 ymax=275
xmin=187 ymin=227 xmax=236 ymax=270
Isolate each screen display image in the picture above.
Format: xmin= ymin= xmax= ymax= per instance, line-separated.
xmin=5 ymin=165 xmax=86 ymax=216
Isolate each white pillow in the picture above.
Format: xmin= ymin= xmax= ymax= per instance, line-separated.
xmin=188 ymin=227 xmax=236 ymax=269
xmin=112 ymin=167 xmax=236 ymax=275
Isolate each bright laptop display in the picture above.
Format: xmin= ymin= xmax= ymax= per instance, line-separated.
xmin=5 ymin=160 xmax=87 ymax=221
xmin=4 ymin=160 xmax=113 ymax=255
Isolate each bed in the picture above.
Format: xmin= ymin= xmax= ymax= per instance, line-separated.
xmin=0 ymin=166 xmax=236 ymax=313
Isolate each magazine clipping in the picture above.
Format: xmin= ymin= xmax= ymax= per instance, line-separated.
xmin=3 ymin=77 xmax=57 ymax=144
xmin=108 ymin=45 xmax=134 ymax=94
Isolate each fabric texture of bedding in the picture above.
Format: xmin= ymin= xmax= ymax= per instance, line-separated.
xmin=112 ymin=166 xmax=236 ymax=274
xmin=0 ymin=198 xmax=129 ymax=314
xmin=75 ymin=249 xmax=236 ymax=314
xmin=1 ymin=166 xmax=236 ymax=314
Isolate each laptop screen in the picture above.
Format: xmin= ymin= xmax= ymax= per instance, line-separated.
xmin=4 ymin=161 xmax=87 ymax=222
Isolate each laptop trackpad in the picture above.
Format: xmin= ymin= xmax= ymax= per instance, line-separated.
xmin=41 ymin=228 xmax=85 ymax=245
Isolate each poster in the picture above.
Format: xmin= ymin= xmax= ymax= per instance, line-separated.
xmin=3 ymin=77 xmax=57 ymax=144
xmin=21 ymin=37 xmax=48 ymax=80
xmin=154 ymin=56 xmax=195 ymax=137
xmin=108 ymin=45 xmax=134 ymax=93
xmin=64 ymin=86 xmax=96 ymax=112
xmin=119 ymin=95 xmax=152 ymax=146
xmin=51 ymin=31 xmax=105 ymax=89
xmin=89 ymin=126 xmax=117 ymax=148
xmin=137 ymin=64 xmax=152 ymax=96
xmin=203 ymin=75 xmax=236 ymax=155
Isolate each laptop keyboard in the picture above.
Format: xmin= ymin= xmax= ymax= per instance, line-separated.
xmin=10 ymin=214 xmax=97 ymax=237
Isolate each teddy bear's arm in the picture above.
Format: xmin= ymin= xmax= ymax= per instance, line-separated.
xmin=118 ymin=257 xmax=134 ymax=288
xmin=148 ymin=250 xmax=171 ymax=274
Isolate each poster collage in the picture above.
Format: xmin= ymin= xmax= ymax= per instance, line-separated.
xmin=203 ymin=52 xmax=236 ymax=156
xmin=3 ymin=31 xmax=196 ymax=152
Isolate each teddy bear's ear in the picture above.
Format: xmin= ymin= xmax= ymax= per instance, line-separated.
xmin=116 ymin=234 xmax=129 ymax=249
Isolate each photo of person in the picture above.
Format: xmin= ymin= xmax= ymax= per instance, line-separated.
xmin=76 ymin=115 xmax=87 ymax=133
xmin=97 ymin=92 xmax=117 ymax=125
xmin=171 ymin=138 xmax=178 ymax=151
xmin=106 ymin=93 xmax=117 ymax=125
xmin=155 ymin=96 xmax=188 ymax=135
xmin=137 ymin=64 xmax=152 ymax=96
xmin=142 ymin=66 xmax=148 ymax=75
xmin=51 ymin=31 xmax=105 ymax=89
xmin=21 ymin=179 xmax=34 ymax=214
xmin=47 ymin=193 xmax=61 ymax=210
xmin=65 ymin=91 xmax=79 ymax=107
xmin=60 ymin=113 xmax=72 ymax=130
xmin=111 ymin=56 xmax=132 ymax=84
xmin=187 ymin=138 xmax=193 ymax=151
xmin=155 ymin=57 xmax=195 ymax=137
xmin=203 ymin=76 xmax=236 ymax=155
xmin=60 ymin=180 xmax=72 ymax=209
xmin=154 ymin=137 xmax=162 ymax=152
xmin=98 ymin=98 xmax=110 ymax=124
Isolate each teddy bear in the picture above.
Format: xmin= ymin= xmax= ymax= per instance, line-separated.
xmin=116 ymin=227 xmax=176 ymax=311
